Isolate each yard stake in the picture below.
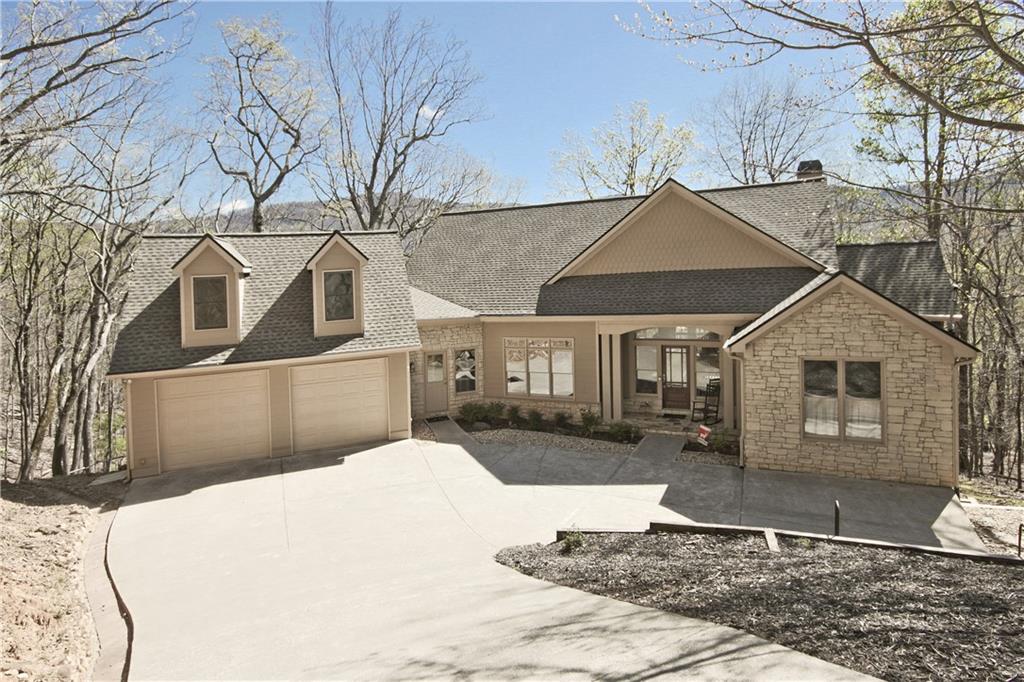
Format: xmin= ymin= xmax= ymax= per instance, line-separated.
xmin=834 ymin=500 xmax=840 ymax=536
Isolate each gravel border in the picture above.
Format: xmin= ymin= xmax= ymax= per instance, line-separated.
xmin=471 ymin=428 xmax=634 ymax=455
xmin=676 ymin=448 xmax=740 ymax=467
xmin=497 ymin=531 xmax=1024 ymax=681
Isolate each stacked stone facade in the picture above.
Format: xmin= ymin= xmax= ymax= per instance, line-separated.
xmin=742 ymin=286 xmax=956 ymax=487
xmin=411 ymin=322 xmax=485 ymax=418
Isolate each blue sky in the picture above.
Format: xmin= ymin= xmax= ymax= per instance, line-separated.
xmin=161 ymin=2 xmax=857 ymax=205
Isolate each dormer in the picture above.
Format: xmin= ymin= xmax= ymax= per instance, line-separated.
xmin=171 ymin=235 xmax=250 ymax=348
xmin=305 ymin=231 xmax=368 ymax=338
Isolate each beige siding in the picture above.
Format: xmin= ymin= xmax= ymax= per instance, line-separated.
xmin=742 ymin=286 xmax=957 ymax=487
xmin=268 ymin=366 xmax=292 ymax=457
xmin=387 ymin=352 xmax=411 ymax=438
xmin=482 ymin=319 xmax=599 ymax=404
xmin=127 ymin=378 xmax=159 ymax=477
xmin=573 ymin=191 xmax=798 ymax=276
xmin=311 ymin=242 xmax=364 ymax=338
xmin=180 ymin=247 xmax=242 ymax=348
xmin=411 ymin=322 xmax=485 ymax=418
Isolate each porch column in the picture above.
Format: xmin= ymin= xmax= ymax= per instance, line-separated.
xmin=599 ymin=332 xmax=623 ymax=422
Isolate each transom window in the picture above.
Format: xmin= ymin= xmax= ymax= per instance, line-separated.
xmin=192 ymin=275 xmax=228 ymax=330
xmin=504 ymin=338 xmax=574 ymax=397
xmin=803 ymin=360 xmax=883 ymax=441
xmin=634 ymin=327 xmax=721 ymax=341
xmin=323 ymin=270 xmax=354 ymax=321
xmin=454 ymin=349 xmax=477 ymax=393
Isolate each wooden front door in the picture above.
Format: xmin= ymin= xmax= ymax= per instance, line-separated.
xmin=662 ymin=346 xmax=690 ymax=409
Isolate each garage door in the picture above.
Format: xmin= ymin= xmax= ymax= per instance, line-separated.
xmin=290 ymin=358 xmax=389 ymax=454
xmin=156 ymin=371 xmax=271 ymax=471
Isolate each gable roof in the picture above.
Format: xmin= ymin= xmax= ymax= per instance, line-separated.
xmin=410 ymin=287 xmax=478 ymax=321
xmin=171 ymin=234 xmax=253 ymax=274
xmin=724 ymin=272 xmax=977 ymax=358
xmin=548 ymin=179 xmax=825 ymax=283
xmin=536 ymin=267 xmax=821 ymax=316
xmin=837 ymin=241 xmax=956 ymax=317
xmin=109 ymin=232 xmax=419 ymax=376
xmin=407 ymin=179 xmax=836 ymax=315
xmin=304 ymin=230 xmax=370 ymax=268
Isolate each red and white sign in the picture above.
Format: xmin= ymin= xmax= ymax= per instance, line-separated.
xmin=697 ymin=424 xmax=712 ymax=446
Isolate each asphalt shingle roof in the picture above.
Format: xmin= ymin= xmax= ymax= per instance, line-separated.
xmin=837 ymin=241 xmax=956 ymax=316
xmin=536 ymin=267 xmax=822 ymax=316
xmin=407 ymin=179 xmax=836 ymax=315
xmin=409 ymin=287 xmax=478 ymax=321
xmin=109 ymin=232 xmax=419 ymax=375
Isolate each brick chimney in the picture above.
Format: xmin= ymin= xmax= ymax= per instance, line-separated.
xmin=796 ymin=159 xmax=823 ymax=180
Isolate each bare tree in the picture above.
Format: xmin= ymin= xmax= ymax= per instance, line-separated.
xmin=552 ymin=101 xmax=694 ymax=198
xmin=700 ymin=74 xmax=830 ymax=184
xmin=202 ymin=17 xmax=322 ymax=232
xmin=309 ymin=4 xmax=499 ymax=239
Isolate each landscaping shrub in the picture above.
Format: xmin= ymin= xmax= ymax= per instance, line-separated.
xmin=608 ymin=421 xmax=642 ymax=443
xmin=579 ymin=408 xmax=601 ymax=436
xmin=561 ymin=530 xmax=585 ymax=554
xmin=484 ymin=402 xmax=507 ymax=425
xmin=527 ymin=409 xmax=545 ymax=431
xmin=506 ymin=404 xmax=523 ymax=426
xmin=553 ymin=411 xmax=571 ymax=429
xmin=458 ymin=402 xmax=489 ymax=424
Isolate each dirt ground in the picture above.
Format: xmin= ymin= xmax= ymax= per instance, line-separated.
xmin=1 ymin=474 xmax=127 ymax=681
xmin=959 ymin=470 xmax=1024 ymax=555
xmin=497 ymin=532 xmax=1024 ymax=682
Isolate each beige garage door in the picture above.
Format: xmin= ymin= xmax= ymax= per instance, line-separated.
xmin=290 ymin=358 xmax=389 ymax=454
xmin=157 ymin=371 xmax=271 ymax=471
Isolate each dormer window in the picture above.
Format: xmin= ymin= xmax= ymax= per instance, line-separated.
xmin=306 ymin=231 xmax=368 ymax=338
xmin=323 ymin=270 xmax=355 ymax=321
xmin=193 ymin=275 xmax=229 ymax=330
xmin=171 ymin=234 xmax=250 ymax=348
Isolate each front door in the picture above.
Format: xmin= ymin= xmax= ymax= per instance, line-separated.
xmin=662 ymin=346 xmax=690 ymax=410
xmin=424 ymin=352 xmax=449 ymax=414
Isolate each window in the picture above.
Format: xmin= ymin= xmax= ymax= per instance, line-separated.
xmin=192 ymin=276 xmax=228 ymax=330
xmin=695 ymin=347 xmax=721 ymax=397
xmin=635 ymin=346 xmax=658 ymax=394
xmin=426 ymin=353 xmax=444 ymax=383
xmin=454 ymin=349 xmax=477 ymax=393
xmin=845 ymin=361 xmax=882 ymax=440
xmin=634 ymin=327 xmax=721 ymax=341
xmin=504 ymin=338 xmax=574 ymax=397
xmin=803 ymin=360 xmax=883 ymax=441
xmin=323 ymin=270 xmax=354 ymax=321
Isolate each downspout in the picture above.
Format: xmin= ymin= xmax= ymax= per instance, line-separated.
xmin=735 ymin=353 xmax=745 ymax=468
xmin=953 ymin=357 xmax=973 ymax=495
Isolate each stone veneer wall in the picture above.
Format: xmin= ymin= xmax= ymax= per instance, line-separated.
xmin=411 ymin=321 xmax=485 ymax=418
xmin=742 ymin=286 xmax=956 ymax=487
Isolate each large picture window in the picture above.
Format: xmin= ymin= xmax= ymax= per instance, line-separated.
xmin=505 ymin=338 xmax=574 ymax=397
xmin=803 ymin=359 xmax=882 ymax=441
xmin=323 ymin=270 xmax=354 ymax=321
xmin=192 ymin=275 xmax=228 ymax=330
xmin=695 ymin=347 xmax=721 ymax=397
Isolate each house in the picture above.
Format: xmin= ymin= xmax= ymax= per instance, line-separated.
xmin=109 ymin=174 xmax=976 ymax=487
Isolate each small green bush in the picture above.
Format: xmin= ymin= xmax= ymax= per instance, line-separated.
xmin=579 ymin=408 xmax=601 ymax=436
xmin=553 ymin=411 xmax=571 ymax=428
xmin=458 ymin=402 xmax=489 ymax=423
xmin=527 ymin=409 xmax=545 ymax=431
xmin=608 ymin=421 xmax=642 ymax=443
xmin=484 ymin=401 xmax=507 ymax=425
xmin=561 ymin=530 xmax=585 ymax=554
xmin=506 ymin=404 xmax=523 ymax=426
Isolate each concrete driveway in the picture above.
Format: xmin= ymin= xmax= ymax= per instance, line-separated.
xmin=107 ymin=424 xmax=978 ymax=680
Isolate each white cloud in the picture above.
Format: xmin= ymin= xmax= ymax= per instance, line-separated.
xmin=218 ymin=198 xmax=250 ymax=214
xmin=418 ymin=104 xmax=439 ymax=120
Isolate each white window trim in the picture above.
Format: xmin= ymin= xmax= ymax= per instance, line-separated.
xmin=322 ymin=268 xmax=355 ymax=323
xmin=801 ymin=358 xmax=885 ymax=443
xmin=503 ymin=337 xmax=574 ymax=399
xmin=190 ymin=274 xmax=229 ymax=332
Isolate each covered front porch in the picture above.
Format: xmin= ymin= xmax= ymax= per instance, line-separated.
xmin=595 ymin=316 xmax=753 ymax=431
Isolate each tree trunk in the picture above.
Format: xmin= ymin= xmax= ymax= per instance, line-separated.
xmin=251 ymin=200 xmax=264 ymax=233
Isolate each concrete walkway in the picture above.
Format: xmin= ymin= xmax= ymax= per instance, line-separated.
xmin=107 ymin=430 xmax=877 ymax=680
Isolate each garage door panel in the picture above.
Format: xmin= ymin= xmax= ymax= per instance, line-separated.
xmin=291 ymin=359 xmax=388 ymax=454
xmin=157 ymin=370 xmax=270 ymax=471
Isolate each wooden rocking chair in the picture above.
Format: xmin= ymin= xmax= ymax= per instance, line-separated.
xmin=692 ymin=377 xmax=721 ymax=424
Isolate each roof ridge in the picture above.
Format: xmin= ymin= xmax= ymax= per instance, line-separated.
xmin=144 ymin=230 xmax=400 ymax=239
xmin=837 ymin=239 xmax=939 ymax=248
xmin=698 ymin=177 xmax=826 ymax=193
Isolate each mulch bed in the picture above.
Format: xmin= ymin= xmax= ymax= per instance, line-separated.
xmin=1 ymin=474 xmax=127 ymax=680
xmin=496 ymin=532 xmax=1024 ymax=681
